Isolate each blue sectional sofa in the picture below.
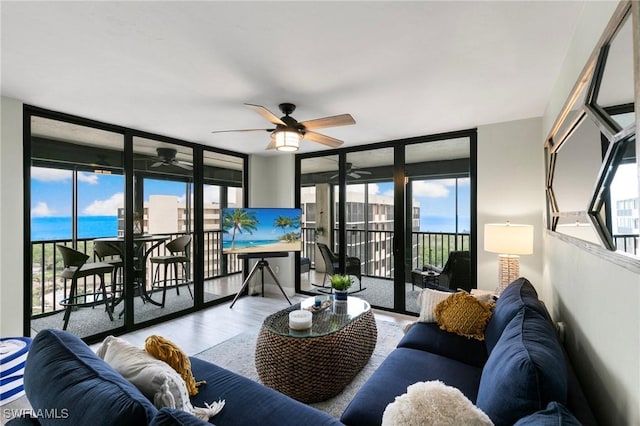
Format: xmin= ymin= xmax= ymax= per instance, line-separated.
xmin=7 ymin=328 xmax=342 ymax=426
xmin=341 ymin=277 xmax=596 ymax=426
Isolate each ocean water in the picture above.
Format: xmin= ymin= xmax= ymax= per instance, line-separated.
xmin=31 ymin=215 xmax=470 ymax=242
xmin=31 ymin=216 xmax=118 ymax=241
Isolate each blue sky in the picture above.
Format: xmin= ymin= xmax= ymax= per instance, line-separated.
xmin=357 ymin=178 xmax=471 ymax=232
xmin=30 ymin=169 xmax=190 ymax=217
xmin=30 ymin=167 xmax=471 ymax=232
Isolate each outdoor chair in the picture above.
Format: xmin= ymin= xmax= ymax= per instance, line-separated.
xmin=315 ymin=242 xmax=365 ymax=293
xmin=56 ymin=244 xmax=114 ymax=330
xmin=149 ymin=235 xmax=193 ymax=307
xmin=93 ymin=240 xmax=124 ymax=307
xmin=420 ymin=250 xmax=472 ymax=292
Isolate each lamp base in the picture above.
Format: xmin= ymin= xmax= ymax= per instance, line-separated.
xmin=496 ymin=254 xmax=520 ymax=295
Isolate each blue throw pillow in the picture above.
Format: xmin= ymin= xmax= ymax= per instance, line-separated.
xmin=484 ymin=277 xmax=548 ymax=353
xmin=513 ymin=402 xmax=581 ymax=425
xmin=476 ymin=308 xmax=568 ymax=426
xmin=24 ymin=329 xmax=157 ymax=426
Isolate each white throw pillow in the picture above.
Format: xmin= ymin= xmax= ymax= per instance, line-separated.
xmin=95 ymin=336 xmax=224 ymax=421
xmin=417 ymin=288 xmax=455 ymax=322
xmin=382 ymin=380 xmax=493 ymax=426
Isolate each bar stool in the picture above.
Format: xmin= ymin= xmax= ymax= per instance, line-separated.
xmin=56 ymin=245 xmax=114 ymax=330
xmin=93 ymin=241 xmax=124 ymax=308
xmin=149 ymin=235 xmax=193 ymax=307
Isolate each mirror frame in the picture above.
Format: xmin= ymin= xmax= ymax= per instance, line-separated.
xmin=545 ymin=0 xmax=639 ymax=270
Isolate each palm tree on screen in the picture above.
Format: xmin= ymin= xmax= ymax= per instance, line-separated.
xmin=274 ymin=215 xmax=293 ymax=241
xmin=222 ymin=209 xmax=259 ymax=251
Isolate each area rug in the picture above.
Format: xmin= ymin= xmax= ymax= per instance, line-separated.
xmin=193 ymin=318 xmax=406 ymax=419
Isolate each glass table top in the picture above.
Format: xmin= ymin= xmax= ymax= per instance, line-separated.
xmin=263 ymin=295 xmax=371 ymax=338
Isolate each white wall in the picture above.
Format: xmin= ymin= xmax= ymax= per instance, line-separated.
xmin=247 ymin=154 xmax=296 ymax=296
xmin=476 ymin=117 xmax=544 ymax=293
xmin=541 ymin=2 xmax=640 ymax=424
xmin=1 ymin=97 xmax=25 ymax=337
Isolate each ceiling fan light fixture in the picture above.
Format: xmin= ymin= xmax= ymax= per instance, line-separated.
xmin=274 ymin=129 xmax=300 ymax=152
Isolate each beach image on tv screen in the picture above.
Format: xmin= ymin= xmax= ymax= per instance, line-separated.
xmin=222 ymin=208 xmax=302 ymax=254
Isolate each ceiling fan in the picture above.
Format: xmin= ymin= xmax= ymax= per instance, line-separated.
xmin=212 ymin=103 xmax=355 ymax=152
xmin=150 ymin=148 xmax=193 ymax=170
xmin=329 ymin=162 xmax=372 ymax=180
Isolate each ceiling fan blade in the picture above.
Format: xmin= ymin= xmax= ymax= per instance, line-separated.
xmin=299 ymin=114 xmax=355 ymax=130
xmin=150 ymin=161 xmax=164 ymax=168
xmin=174 ymin=162 xmax=193 ymax=170
xmin=211 ymin=128 xmax=274 ymax=134
xmin=348 ymin=172 xmax=361 ymax=179
xmin=355 ymin=170 xmax=372 ymax=175
xmin=245 ymin=104 xmax=286 ymax=126
xmin=304 ymin=131 xmax=344 ymax=148
xmin=265 ymin=139 xmax=277 ymax=150
xmin=329 ymin=173 xmax=338 ymax=180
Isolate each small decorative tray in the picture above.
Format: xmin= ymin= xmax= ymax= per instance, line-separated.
xmin=306 ymin=300 xmax=332 ymax=313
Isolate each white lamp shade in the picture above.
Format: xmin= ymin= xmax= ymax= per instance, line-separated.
xmin=274 ymin=130 xmax=300 ymax=152
xmin=484 ymin=223 xmax=534 ymax=255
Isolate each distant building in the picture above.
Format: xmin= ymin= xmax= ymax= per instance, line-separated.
xmin=615 ymin=197 xmax=639 ymax=235
xmin=301 ymin=186 xmax=419 ymax=278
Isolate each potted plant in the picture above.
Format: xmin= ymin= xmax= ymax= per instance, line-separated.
xmin=330 ymin=274 xmax=352 ymax=301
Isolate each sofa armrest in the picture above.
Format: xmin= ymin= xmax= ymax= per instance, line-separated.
xmin=5 ymin=417 xmax=41 ymax=426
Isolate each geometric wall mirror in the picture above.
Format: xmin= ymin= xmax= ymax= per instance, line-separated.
xmin=545 ymin=1 xmax=638 ymax=259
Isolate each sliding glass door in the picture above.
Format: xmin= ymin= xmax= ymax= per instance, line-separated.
xmin=296 ymin=130 xmax=475 ymax=315
xmin=29 ymin=115 xmax=126 ymax=338
xmin=25 ymin=106 xmax=249 ymax=341
xmin=404 ymin=137 xmax=471 ymax=314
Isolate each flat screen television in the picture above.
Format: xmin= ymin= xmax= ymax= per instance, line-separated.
xmin=221 ymin=207 xmax=302 ymax=254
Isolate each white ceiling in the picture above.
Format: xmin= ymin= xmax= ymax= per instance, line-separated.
xmin=1 ymin=1 xmax=584 ymax=156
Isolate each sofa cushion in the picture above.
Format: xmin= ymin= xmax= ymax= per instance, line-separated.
xmin=513 ymin=402 xmax=581 ymax=426
xmin=434 ymin=292 xmax=493 ymax=341
xmin=417 ymin=288 xmax=456 ymax=322
xmin=189 ymin=357 xmax=341 ymax=426
xmin=149 ymin=408 xmax=212 ymax=426
xmin=341 ymin=347 xmax=483 ymax=426
xmin=24 ymin=329 xmax=157 ymax=426
xmin=398 ymin=322 xmax=488 ymax=368
xmin=476 ymin=308 xmax=567 ymax=426
xmin=96 ymin=336 xmax=194 ymax=412
xmin=484 ymin=277 xmax=547 ymax=353
xmin=145 ymin=335 xmax=203 ymax=397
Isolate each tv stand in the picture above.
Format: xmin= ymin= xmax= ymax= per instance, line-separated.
xmin=230 ymin=252 xmax=292 ymax=308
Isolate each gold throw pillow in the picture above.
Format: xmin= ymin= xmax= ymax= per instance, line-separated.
xmin=434 ymin=292 xmax=493 ymax=341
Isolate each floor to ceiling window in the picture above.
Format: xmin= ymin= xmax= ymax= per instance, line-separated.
xmin=296 ymin=130 xmax=476 ymax=315
xmin=29 ymin=115 xmax=126 ymax=338
xmin=25 ymin=106 xmax=248 ymax=342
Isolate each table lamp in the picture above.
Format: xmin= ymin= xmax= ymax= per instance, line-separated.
xmin=484 ymin=222 xmax=534 ymax=294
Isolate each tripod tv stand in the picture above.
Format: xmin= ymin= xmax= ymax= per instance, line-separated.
xmin=229 ymin=252 xmax=292 ymax=308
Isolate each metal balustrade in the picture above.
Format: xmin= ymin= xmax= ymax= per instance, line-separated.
xmin=301 ymin=227 xmax=470 ymax=280
xmin=32 ymin=228 xmax=638 ymax=317
xmin=30 ymin=230 xmax=239 ymax=317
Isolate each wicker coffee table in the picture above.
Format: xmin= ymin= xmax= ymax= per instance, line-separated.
xmin=255 ymin=295 xmax=377 ymax=403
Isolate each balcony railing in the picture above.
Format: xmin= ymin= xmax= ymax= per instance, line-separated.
xmin=30 ymin=230 xmax=240 ymax=317
xmin=301 ymin=227 xmax=470 ymax=280
xmin=614 ymin=234 xmax=639 ymax=256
